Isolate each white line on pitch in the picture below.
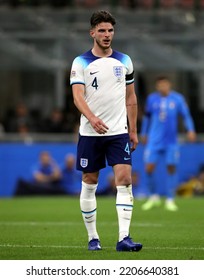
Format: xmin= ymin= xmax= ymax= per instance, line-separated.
xmin=0 ymin=244 xmax=203 ymax=251
xmin=0 ymin=221 xmax=162 ymax=227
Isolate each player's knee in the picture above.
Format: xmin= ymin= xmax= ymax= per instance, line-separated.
xmin=82 ymin=172 xmax=99 ymax=184
xmin=115 ymin=173 xmax=132 ymax=186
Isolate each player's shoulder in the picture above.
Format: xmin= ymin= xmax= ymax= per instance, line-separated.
xmin=170 ymin=91 xmax=185 ymax=102
xmin=72 ymin=50 xmax=97 ymax=67
xmin=73 ymin=50 xmax=92 ymax=59
xmin=111 ymin=50 xmax=132 ymax=64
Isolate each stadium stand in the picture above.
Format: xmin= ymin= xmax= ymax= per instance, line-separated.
xmin=0 ymin=6 xmax=204 ymax=130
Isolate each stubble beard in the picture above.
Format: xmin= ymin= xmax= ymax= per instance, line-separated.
xmin=95 ymin=38 xmax=111 ymax=51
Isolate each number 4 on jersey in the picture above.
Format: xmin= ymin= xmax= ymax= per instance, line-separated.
xmin=92 ymin=77 xmax=98 ymax=90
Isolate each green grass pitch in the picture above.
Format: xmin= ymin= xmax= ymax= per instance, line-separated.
xmin=0 ymin=196 xmax=203 ymax=260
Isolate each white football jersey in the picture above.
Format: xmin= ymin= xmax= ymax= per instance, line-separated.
xmin=70 ymin=50 xmax=135 ymax=136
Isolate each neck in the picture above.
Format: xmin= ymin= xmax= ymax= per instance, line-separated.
xmin=160 ymin=92 xmax=169 ymax=97
xmin=92 ymin=46 xmax=112 ymax=57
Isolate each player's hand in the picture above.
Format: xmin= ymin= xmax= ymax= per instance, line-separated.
xmin=129 ymin=132 xmax=139 ymax=152
xmin=187 ymin=131 xmax=196 ymax=142
xmin=89 ymin=116 xmax=109 ymax=134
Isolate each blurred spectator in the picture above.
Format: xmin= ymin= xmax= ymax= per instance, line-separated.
xmin=60 ymin=153 xmax=81 ymax=195
xmin=29 ymin=109 xmax=44 ymax=132
xmin=177 ymin=164 xmax=204 ymax=197
xmin=98 ymin=172 xmax=116 ymax=196
xmin=3 ymin=104 xmax=81 ymax=134
xmin=63 ymin=111 xmax=80 ymax=133
xmin=32 ymin=151 xmax=61 ymax=185
xmin=4 ymin=103 xmax=35 ymax=133
xmin=199 ymin=0 xmax=204 ymax=9
xmin=44 ymin=108 xmax=65 ymax=133
xmin=194 ymin=164 xmax=204 ymax=196
xmin=137 ymin=0 xmax=155 ymax=9
xmin=64 ymin=90 xmax=81 ymax=133
xmin=159 ymin=0 xmax=177 ymax=8
xmin=179 ymin=0 xmax=195 ymax=9
xmin=15 ymin=151 xmax=65 ymax=195
xmin=116 ymin=0 xmax=136 ymax=8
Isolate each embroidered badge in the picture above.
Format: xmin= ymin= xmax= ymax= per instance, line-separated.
xmin=80 ymin=158 xmax=88 ymax=168
xmin=113 ymin=66 xmax=123 ymax=78
xmin=169 ymin=102 xmax=175 ymax=109
xmin=71 ymin=70 xmax=76 ymax=78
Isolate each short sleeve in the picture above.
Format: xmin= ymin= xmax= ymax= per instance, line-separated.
xmin=70 ymin=56 xmax=85 ymax=86
xmin=125 ymin=55 xmax=134 ymax=85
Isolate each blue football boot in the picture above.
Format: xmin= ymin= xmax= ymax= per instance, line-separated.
xmin=88 ymin=239 xmax=102 ymax=251
xmin=116 ymin=236 xmax=142 ymax=252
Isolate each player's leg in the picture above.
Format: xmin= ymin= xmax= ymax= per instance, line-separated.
xmin=142 ymin=148 xmax=161 ymax=210
xmin=113 ymin=164 xmax=142 ymax=251
xmin=114 ymin=164 xmax=133 ymax=240
xmin=80 ymin=172 xmax=101 ymax=250
xmin=106 ymin=134 xmax=142 ymax=251
xmin=165 ymin=145 xmax=179 ymax=211
xmin=76 ymin=135 xmax=106 ymax=250
xmin=165 ymin=165 xmax=178 ymax=211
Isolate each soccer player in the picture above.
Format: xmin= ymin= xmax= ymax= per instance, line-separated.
xmin=70 ymin=10 xmax=142 ymax=252
xmin=140 ymin=76 xmax=196 ymax=211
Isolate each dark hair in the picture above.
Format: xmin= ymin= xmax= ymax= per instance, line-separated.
xmin=155 ymin=76 xmax=170 ymax=83
xmin=90 ymin=10 xmax=116 ymax=28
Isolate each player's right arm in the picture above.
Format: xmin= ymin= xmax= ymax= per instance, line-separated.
xmin=179 ymin=95 xmax=196 ymax=142
xmin=72 ymin=84 xmax=109 ymax=134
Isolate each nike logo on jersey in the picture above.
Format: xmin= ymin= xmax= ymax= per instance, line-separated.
xmin=124 ymin=157 xmax=131 ymax=160
xmin=90 ymin=71 xmax=99 ymax=75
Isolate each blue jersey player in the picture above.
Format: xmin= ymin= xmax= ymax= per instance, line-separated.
xmin=70 ymin=10 xmax=142 ymax=251
xmin=140 ymin=76 xmax=196 ymax=211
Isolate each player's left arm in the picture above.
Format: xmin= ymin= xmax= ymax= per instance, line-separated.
xmin=180 ymin=96 xmax=196 ymax=142
xmin=126 ymin=82 xmax=139 ymax=152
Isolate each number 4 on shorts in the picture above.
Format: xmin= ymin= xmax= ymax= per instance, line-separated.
xmin=125 ymin=142 xmax=130 ymax=155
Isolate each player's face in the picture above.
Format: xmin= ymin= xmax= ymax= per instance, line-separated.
xmin=156 ymin=80 xmax=171 ymax=96
xmin=40 ymin=153 xmax=51 ymax=166
xmin=90 ymin=22 xmax=114 ymax=50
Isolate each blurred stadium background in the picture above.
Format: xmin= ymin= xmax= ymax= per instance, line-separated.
xmin=0 ymin=0 xmax=204 ymax=197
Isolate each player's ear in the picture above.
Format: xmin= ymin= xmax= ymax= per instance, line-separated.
xmin=90 ymin=28 xmax=95 ymax=39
